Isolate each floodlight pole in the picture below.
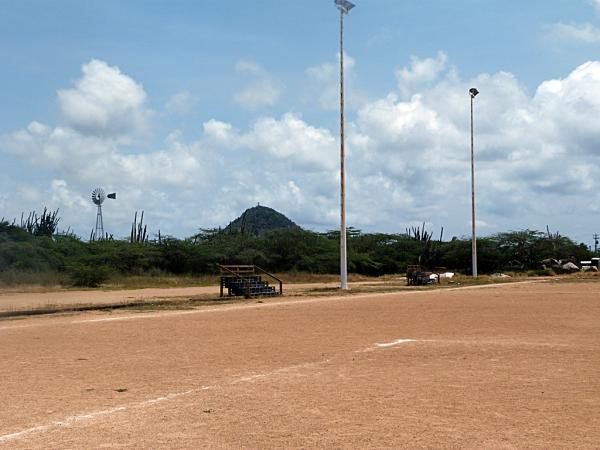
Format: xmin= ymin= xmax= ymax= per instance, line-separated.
xmin=470 ymin=88 xmax=479 ymax=277
xmin=337 ymin=1 xmax=353 ymax=290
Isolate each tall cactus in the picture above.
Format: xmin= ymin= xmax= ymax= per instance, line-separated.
xmin=130 ymin=211 xmax=148 ymax=244
xmin=18 ymin=208 xmax=60 ymax=237
xmin=406 ymin=222 xmax=444 ymax=268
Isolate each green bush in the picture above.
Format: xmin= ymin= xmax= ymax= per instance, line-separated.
xmin=68 ymin=264 xmax=112 ymax=287
xmin=0 ymin=217 xmax=594 ymax=283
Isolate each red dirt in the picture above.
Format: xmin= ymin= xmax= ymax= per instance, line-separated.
xmin=0 ymin=281 xmax=599 ymax=448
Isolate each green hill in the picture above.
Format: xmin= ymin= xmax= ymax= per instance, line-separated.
xmin=226 ymin=205 xmax=300 ymax=235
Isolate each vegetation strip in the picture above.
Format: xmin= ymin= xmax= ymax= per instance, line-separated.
xmin=1 ymin=207 xmax=594 ymax=290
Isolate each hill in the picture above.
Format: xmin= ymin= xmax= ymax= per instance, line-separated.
xmin=226 ymin=205 xmax=300 ymax=235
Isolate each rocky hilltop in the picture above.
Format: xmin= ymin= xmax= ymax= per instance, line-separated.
xmin=226 ymin=205 xmax=300 ymax=235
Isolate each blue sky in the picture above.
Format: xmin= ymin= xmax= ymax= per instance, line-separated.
xmin=2 ymin=0 xmax=600 ymax=244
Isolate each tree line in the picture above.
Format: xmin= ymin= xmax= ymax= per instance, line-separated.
xmin=0 ymin=213 xmax=592 ymax=286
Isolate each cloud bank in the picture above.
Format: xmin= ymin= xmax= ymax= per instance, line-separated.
xmin=2 ymin=56 xmax=600 ymax=243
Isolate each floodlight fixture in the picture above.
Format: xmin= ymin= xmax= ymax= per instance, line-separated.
xmin=470 ymin=88 xmax=479 ymax=98
xmin=335 ymin=0 xmax=355 ymax=14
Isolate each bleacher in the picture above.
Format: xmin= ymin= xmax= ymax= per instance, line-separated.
xmin=218 ymin=265 xmax=282 ymax=299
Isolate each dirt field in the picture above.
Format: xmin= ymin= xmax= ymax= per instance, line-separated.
xmin=0 ymin=282 xmax=353 ymax=312
xmin=0 ymin=280 xmax=599 ymax=448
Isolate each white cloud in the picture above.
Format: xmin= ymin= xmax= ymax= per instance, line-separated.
xmin=203 ymin=119 xmax=237 ymax=144
xmin=233 ymin=59 xmax=283 ymax=111
xmin=5 ymin=56 xmax=600 ymax=242
xmin=546 ymin=22 xmax=600 ymax=43
xmin=202 ymin=113 xmax=336 ymax=171
xmin=305 ymin=53 xmax=364 ymax=110
xmin=396 ymin=51 xmax=448 ymax=97
xmin=165 ymin=91 xmax=195 ymax=115
xmin=57 ymin=59 xmax=151 ymax=140
xmin=50 ymin=180 xmax=89 ymax=209
xmin=346 ymin=56 xmax=600 ymax=235
xmin=546 ymin=1 xmax=600 ymax=44
xmin=1 ymin=122 xmax=206 ymax=190
xmin=244 ymin=113 xmax=337 ymax=171
xmin=235 ymin=59 xmax=263 ymax=75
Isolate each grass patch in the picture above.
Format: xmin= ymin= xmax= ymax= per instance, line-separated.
xmin=0 ymin=270 xmax=65 ymax=290
xmin=0 ymin=271 xmax=394 ymax=293
xmin=272 ymin=272 xmax=380 ymax=284
xmin=296 ymin=275 xmax=527 ymax=298
xmin=120 ymin=295 xmax=246 ymax=312
xmin=103 ymin=273 xmax=220 ymax=290
xmin=549 ymin=272 xmax=600 ymax=283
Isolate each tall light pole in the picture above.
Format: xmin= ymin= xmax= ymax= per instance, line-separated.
xmin=469 ymin=87 xmax=479 ymax=277
xmin=335 ymin=0 xmax=355 ymax=290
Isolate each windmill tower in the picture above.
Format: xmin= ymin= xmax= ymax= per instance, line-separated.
xmin=91 ymin=188 xmax=116 ymax=240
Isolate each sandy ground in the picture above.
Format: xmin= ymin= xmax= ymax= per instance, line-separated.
xmin=0 ymin=281 xmax=599 ymax=448
xmin=0 ymin=282 xmax=353 ymax=312
xmin=0 ymin=286 xmax=220 ymax=311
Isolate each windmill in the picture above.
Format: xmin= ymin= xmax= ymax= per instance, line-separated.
xmin=91 ymin=188 xmax=116 ymax=240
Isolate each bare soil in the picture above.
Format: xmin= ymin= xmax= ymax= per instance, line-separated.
xmin=0 ymin=282 xmax=350 ymax=312
xmin=0 ymin=279 xmax=414 ymax=312
xmin=0 ymin=280 xmax=598 ymax=448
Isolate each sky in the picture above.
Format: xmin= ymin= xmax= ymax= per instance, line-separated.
xmin=2 ymin=0 xmax=600 ymax=245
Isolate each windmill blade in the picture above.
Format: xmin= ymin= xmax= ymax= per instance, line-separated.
xmin=91 ymin=188 xmax=106 ymax=206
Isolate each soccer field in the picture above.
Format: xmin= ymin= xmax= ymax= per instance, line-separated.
xmin=1 ymin=281 xmax=599 ymax=449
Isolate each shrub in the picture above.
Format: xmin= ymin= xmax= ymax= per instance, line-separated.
xmin=68 ymin=264 xmax=112 ymax=287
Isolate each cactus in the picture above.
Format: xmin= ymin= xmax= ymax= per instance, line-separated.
xmin=18 ymin=207 xmax=60 ymax=237
xmin=405 ymin=223 xmax=444 ymax=268
xmin=130 ymin=211 xmax=148 ymax=244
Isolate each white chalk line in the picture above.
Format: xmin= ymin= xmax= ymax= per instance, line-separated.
xmin=230 ymin=360 xmax=332 ymax=385
xmin=0 ymin=388 xmax=205 ymax=444
xmin=375 ymin=339 xmax=418 ymax=348
xmin=0 ymin=281 xmax=544 ymax=332
xmin=0 ymin=339 xmax=416 ymax=444
xmin=356 ymin=339 xmax=422 ymax=353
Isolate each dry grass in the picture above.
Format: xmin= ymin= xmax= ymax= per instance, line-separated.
xmin=271 ymin=272 xmax=392 ymax=284
xmin=99 ymin=272 xmax=388 ymax=291
xmin=0 ymin=271 xmax=65 ymax=293
xmin=4 ymin=269 xmax=591 ymax=298
xmin=103 ymin=274 xmax=221 ymax=290
xmin=0 ymin=272 xmax=395 ymax=294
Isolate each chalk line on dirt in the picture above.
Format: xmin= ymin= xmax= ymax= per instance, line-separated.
xmin=0 ymin=340 xmax=412 ymax=444
xmin=376 ymin=339 xmax=418 ymax=348
xmin=0 ymin=388 xmax=209 ymax=444
xmin=356 ymin=339 xmax=421 ymax=353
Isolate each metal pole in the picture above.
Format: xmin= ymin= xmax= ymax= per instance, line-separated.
xmin=339 ymin=8 xmax=348 ymax=290
xmin=95 ymin=205 xmax=104 ymax=241
xmin=470 ymin=95 xmax=478 ymax=277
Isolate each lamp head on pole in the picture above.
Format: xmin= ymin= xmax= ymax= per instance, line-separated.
xmin=469 ymin=88 xmax=479 ymax=99
xmin=335 ymin=0 xmax=355 ymax=14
